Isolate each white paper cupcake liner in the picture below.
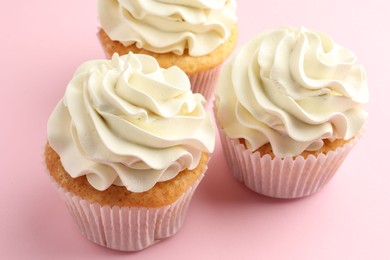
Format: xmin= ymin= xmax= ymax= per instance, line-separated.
xmin=188 ymin=64 xmax=222 ymax=103
xmin=218 ymin=129 xmax=360 ymax=199
xmin=48 ymin=170 xmax=205 ymax=251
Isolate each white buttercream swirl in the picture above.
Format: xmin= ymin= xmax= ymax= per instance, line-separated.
xmin=98 ymin=0 xmax=237 ymax=56
xmin=48 ymin=53 xmax=215 ymax=192
xmin=216 ymin=27 xmax=368 ymax=157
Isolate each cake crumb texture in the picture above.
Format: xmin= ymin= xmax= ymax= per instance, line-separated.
xmin=97 ymin=24 xmax=238 ymax=75
xmin=45 ymin=143 xmax=208 ymax=208
xmin=239 ymin=138 xmax=351 ymax=159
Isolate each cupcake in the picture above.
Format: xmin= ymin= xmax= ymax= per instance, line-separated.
xmin=214 ymin=27 xmax=368 ymax=199
xmin=45 ymin=52 xmax=215 ymax=250
xmin=97 ymin=0 xmax=238 ymax=103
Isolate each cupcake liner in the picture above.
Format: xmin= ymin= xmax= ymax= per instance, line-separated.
xmin=218 ymin=128 xmax=360 ymax=199
xmin=48 ymin=170 xmax=205 ymax=251
xmin=188 ymin=64 xmax=222 ymax=103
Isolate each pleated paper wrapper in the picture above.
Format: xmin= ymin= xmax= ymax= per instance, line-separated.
xmin=49 ymin=171 xmax=205 ymax=251
xmin=218 ymin=129 xmax=360 ymax=199
xmin=188 ymin=64 xmax=222 ymax=103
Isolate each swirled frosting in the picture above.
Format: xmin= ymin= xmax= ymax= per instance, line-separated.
xmin=216 ymin=27 xmax=368 ymax=157
xmin=48 ymin=53 xmax=215 ymax=192
xmin=98 ymin=0 xmax=237 ymax=56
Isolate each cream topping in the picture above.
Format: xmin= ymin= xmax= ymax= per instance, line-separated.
xmin=216 ymin=27 xmax=368 ymax=157
xmin=48 ymin=53 xmax=215 ymax=192
xmin=98 ymin=0 xmax=237 ymax=56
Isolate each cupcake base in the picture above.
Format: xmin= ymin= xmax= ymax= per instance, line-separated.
xmin=44 ymin=144 xmax=208 ymax=251
xmin=219 ymin=129 xmax=360 ymax=199
xmin=53 ymin=173 xmax=203 ymax=251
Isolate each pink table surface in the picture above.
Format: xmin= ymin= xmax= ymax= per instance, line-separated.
xmin=1 ymin=1 xmax=389 ymax=259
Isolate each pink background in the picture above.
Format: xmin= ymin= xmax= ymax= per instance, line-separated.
xmin=1 ymin=1 xmax=389 ymax=259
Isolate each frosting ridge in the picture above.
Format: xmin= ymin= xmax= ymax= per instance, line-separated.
xmin=48 ymin=53 xmax=215 ymax=192
xmin=98 ymin=0 xmax=237 ymax=56
xmin=216 ymin=27 xmax=368 ymax=157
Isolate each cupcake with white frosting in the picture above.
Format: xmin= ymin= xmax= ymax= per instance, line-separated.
xmin=45 ymin=52 xmax=215 ymax=250
xmin=97 ymin=0 xmax=238 ymax=103
xmin=215 ymin=27 xmax=368 ymax=199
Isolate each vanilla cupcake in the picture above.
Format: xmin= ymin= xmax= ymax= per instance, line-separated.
xmin=97 ymin=0 xmax=238 ymax=102
xmin=45 ymin=52 xmax=215 ymax=250
xmin=215 ymin=27 xmax=368 ymax=199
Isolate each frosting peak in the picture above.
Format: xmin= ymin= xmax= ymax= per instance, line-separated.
xmin=98 ymin=0 xmax=237 ymax=56
xmin=216 ymin=27 xmax=368 ymax=157
xmin=48 ymin=53 xmax=215 ymax=192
